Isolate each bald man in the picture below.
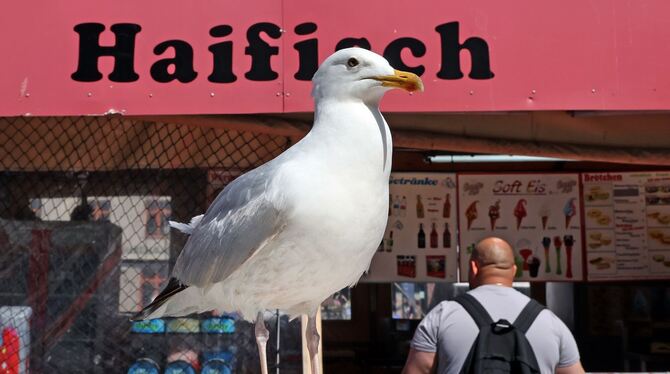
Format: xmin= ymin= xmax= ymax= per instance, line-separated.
xmin=402 ymin=237 xmax=584 ymax=374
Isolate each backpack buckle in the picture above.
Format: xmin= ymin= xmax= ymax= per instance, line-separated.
xmin=492 ymin=319 xmax=513 ymax=334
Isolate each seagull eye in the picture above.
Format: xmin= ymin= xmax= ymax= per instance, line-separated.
xmin=347 ymin=58 xmax=359 ymax=68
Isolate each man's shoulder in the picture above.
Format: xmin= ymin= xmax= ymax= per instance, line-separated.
xmin=427 ymin=299 xmax=459 ymax=316
xmin=533 ymin=307 xmax=569 ymax=332
xmin=424 ymin=298 xmax=473 ymax=324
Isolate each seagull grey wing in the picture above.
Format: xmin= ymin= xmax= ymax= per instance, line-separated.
xmin=171 ymin=169 xmax=284 ymax=288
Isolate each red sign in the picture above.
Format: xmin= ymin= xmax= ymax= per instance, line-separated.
xmin=2 ymin=0 xmax=670 ymax=115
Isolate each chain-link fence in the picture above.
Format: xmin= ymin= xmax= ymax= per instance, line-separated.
xmin=0 ymin=115 xmax=308 ymax=373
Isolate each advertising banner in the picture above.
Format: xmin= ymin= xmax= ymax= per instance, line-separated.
xmin=583 ymin=172 xmax=670 ymax=281
xmin=363 ymin=173 xmax=458 ymax=282
xmin=3 ymin=1 xmax=670 ymax=115
xmin=458 ymin=173 xmax=583 ymax=282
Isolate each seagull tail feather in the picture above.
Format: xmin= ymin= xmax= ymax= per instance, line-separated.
xmin=169 ymin=214 xmax=204 ymax=235
xmin=130 ymin=278 xmax=189 ymax=321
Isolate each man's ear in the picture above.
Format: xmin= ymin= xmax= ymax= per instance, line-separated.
xmin=469 ymin=260 xmax=479 ymax=277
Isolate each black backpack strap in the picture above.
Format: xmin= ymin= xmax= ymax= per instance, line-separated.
xmin=454 ymin=293 xmax=494 ymax=328
xmin=513 ymin=299 xmax=545 ymax=334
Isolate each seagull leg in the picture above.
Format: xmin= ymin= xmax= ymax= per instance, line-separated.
xmin=306 ymin=314 xmax=321 ymax=374
xmin=255 ymin=311 xmax=270 ymax=374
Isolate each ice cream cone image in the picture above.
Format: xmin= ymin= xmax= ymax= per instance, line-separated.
xmin=513 ymin=199 xmax=527 ymax=230
xmin=488 ymin=200 xmax=501 ymax=230
xmin=539 ymin=204 xmax=550 ymax=230
xmin=465 ymin=201 xmax=479 ymax=230
xmin=563 ymin=198 xmax=576 ymax=229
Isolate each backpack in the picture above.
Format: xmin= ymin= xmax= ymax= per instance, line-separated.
xmin=454 ymin=293 xmax=544 ymax=374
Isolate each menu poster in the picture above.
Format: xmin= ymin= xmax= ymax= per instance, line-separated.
xmin=363 ymin=173 xmax=458 ymax=282
xmin=458 ymin=174 xmax=583 ymax=282
xmin=583 ymin=172 xmax=670 ymax=280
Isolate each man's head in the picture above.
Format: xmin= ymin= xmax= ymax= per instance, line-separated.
xmin=468 ymin=237 xmax=517 ymax=289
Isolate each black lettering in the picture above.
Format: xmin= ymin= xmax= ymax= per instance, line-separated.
xmin=245 ymin=22 xmax=281 ymax=81
xmin=293 ymin=22 xmax=318 ymax=81
xmin=383 ymin=37 xmax=426 ymax=76
xmin=71 ymin=23 xmax=141 ymax=82
xmin=435 ymin=22 xmax=494 ymax=80
xmin=208 ymin=25 xmax=237 ymax=83
xmin=150 ymin=40 xmax=197 ymax=83
xmin=335 ymin=38 xmax=371 ymax=51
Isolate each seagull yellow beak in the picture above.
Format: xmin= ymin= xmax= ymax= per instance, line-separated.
xmin=372 ymin=69 xmax=424 ymax=92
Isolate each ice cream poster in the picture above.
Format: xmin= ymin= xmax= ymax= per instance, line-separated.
xmin=363 ymin=173 xmax=458 ymax=282
xmin=583 ymin=171 xmax=670 ymax=281
xmin=458 ymin=173 xmax=583 ymax=282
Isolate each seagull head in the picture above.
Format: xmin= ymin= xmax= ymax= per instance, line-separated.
xmin=311 ymin=47 xmax=424 ymax=104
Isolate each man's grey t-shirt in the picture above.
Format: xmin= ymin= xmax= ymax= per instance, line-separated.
xmin=410 ymin=285 xmax=579 ymax=374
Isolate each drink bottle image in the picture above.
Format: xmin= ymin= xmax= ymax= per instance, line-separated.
xmin=388 ymin=194 xmax=392 ymax=216
xmin=393 ymin=195 xmax=400 ymax=216
xmin=416 ymin=195 xmax=425 ymax=218
xmin=418 ymin=223 xmax=426 ymax=248
xmin=400 ymin=196 xmax=407 ymax=217
xmin=386 ymin=230 xmax=394 ymax=252
xmin=443 ymin=193 xmax=451 ymax=218
xmin=430 ymin=223 xmax=438 ymax=248
xmin=443 ymin=223 xmax=451 ymax=248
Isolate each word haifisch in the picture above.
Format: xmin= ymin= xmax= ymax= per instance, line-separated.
xmin=71 ymin=22 xmax=494 ymax=83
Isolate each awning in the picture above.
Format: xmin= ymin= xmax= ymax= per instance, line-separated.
xmin=2 ymin=111 xmax=669 ymax=172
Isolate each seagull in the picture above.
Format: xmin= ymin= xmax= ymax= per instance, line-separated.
xmin=132 ymin=47 xmax=423 ymax=374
